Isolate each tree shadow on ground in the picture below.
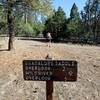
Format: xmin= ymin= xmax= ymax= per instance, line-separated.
xmin=0 ymin=49 xmax=9 ymax=52
xmin=18 ymin=37 xmax=100 ymax=46
xmin=30 ymin=44 xmax=47 ymax=47
xmin=19 ymin=38 xmax=47 ymax=43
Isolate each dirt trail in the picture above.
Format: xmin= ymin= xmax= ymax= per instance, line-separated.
xmin=0 ymin=38 xmax=100 ymax=100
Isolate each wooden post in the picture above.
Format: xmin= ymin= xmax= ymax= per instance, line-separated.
xmin=46 ymin=54 xmax=53 ymax=100
xmin=46 ymin=32 xmax=53 ymax=100
xmin=46 ymin=81 xmax=53 ymax=100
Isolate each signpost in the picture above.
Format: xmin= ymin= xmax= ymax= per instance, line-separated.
xmin=23 ymin=60 xmax=77 ymax=81
xmin=23 ymin=31 xmax=78 ymax=100
xmin=23 ymin=60 xmax=77 ymax=100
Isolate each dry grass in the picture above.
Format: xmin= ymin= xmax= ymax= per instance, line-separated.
xmin=0 ymin=38 xmax=100 ymax=100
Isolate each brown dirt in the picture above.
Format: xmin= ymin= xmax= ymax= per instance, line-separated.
xmin=0 ymin=38 xmax=100 ymax=100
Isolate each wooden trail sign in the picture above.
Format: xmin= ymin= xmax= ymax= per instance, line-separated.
xmin=23 ymin=60 xmax=78 ymax=100
xmin=23 ymin=60 xmax=77 ymax=81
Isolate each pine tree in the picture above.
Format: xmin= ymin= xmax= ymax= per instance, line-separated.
xmin=67 ymin=3 xmax=82 ymax=38
xmin=0 ymin=0 xmax=53 ymax=50
xmin=70 ymin=3 xmax=80 ymax=20
xmin=43 ymin=7 xmax=67 ymax=41
xmin=82 ymin=0 xmax=100 ymax=43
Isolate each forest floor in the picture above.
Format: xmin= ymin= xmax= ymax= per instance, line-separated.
xmin=0 ymin=37 xmax=100 ymax=100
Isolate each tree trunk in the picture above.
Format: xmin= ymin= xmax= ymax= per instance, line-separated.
xmin=7 ymin=0 xmax=15 ymax=51
xmin=94 ymin=1 xmax=98 ymax=43
xmin=94 ymin=12 xmax=97 ymax=43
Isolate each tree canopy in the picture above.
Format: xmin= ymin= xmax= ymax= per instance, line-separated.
xmin=81 ymin=0 xmax=100 ymax=41
xmin=0 ymin=0 xmax=53 ymax=50
xmin=43 ymin=7 xmax=68 ymax=41
xmin=67 ymin=3 xmax=83 ymax=38
xmin=0 ymin=0 xmax=100 ymax=48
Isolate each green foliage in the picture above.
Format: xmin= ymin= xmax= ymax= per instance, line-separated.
xmin=0 ymin=6 xmax=7 ymax=34
xmin=70 ymin=3 xmax=80 ymax=20
xmin=0 ymin=0 xmax=99 ymax=44
xmin=82 ymin=0 xmax=100 ymax=40
xmin=0 ymin=0 xmax=53 ymax=37
xmin=15 ymin=20 xmax=45 ymax=37
xmin=67 ymin=3 xmax=83 ymax=37
xmin=43 ymin=7 xmax=68 ymax=41
xmin=0 ymin=21 xmax=7 ymax=34
xmin=24 ymin=23 xmax=32 ymax=33
xmin=21 ymin=23 xmax=33 ymax=36
xmin=33 ymin=23 xmax=44 ymax=36
xmin=15 ymin=21 xmax=33 ymax=36
xmin=67 ymin=20 xmax=78 ymax=37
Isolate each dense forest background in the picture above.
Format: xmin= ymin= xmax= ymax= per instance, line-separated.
xmin=0 ymin=0 xmax=100 ymax=50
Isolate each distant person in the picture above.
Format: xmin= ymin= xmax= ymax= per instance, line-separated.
xmin=47 ymin=32 xmax=52 ymax=41
xmin=46 ymin=32 xmax=52 ymax=47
